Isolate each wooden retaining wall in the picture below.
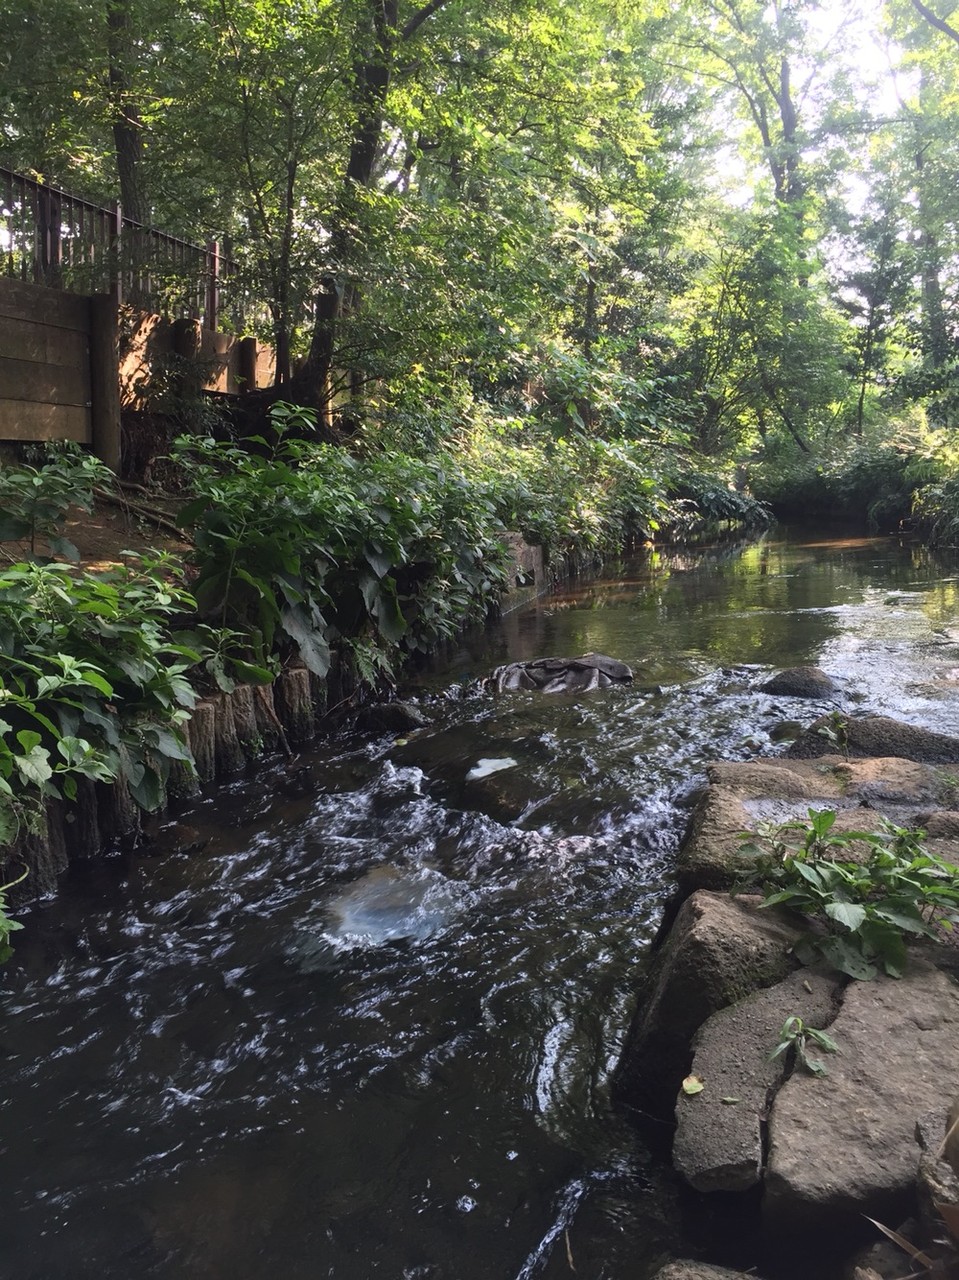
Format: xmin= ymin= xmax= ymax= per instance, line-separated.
xmin=120 ymin=312 xmax=275 ymax=407
xmin=0 ymin=279 xmax=275 ymax=468
xmin=0 ymin=277 xmax=100 ymax=446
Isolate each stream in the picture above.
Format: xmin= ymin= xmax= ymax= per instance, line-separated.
xmin=4 ymin=530 xmax=959 ymax=1280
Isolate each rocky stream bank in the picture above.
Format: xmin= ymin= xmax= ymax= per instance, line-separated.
xmin=618 ymin=675 xmax=959 ymax=1280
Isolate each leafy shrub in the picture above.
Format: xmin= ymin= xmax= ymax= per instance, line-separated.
xmin=0 ymin=868 xmax=26 ymax=963
xmin=456 ymin=420 xmax=668 ymax=559
xmin=0 ymin=442 xmax=112 ymax=560
xmin=749 ymin=418 xmax=948 ymax=531
xmin=737 ymin=808 xmax=959 ymax=980
xmin=0 ymin=556 xmax=201 ymax=846
xmin=665 ymin=466 xmax=771 ymax=538
xmin=173 ymin=405 xmax=513 ymax=680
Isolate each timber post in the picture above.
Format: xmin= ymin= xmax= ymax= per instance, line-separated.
xmin=89 ymin=294 xmax=122 ymax=471
xmin=238 ymin=335 xmax=258 ymax=392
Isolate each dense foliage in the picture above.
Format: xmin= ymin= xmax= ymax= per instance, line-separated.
xmin=0 ymin=556 xmax=199 ymax=843
xmin=5 ymin=0 xmax=959 ymax=525
xmin=2 ymin=423 xmax=718 ymax=889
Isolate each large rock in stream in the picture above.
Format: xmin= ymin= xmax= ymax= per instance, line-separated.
xmin=614 ymin=890 xmax=804 ymax=1116
xmin=760 ymin=665 xmax=839 ymax=699
xmin=787 ymin=714 xmax=959 ymax=763
xmin=673 ymin=967 xmax=841 ymax=1194
xmin=677 ymin=755 xmax=959 ymax=894
xmin=764 ymin=959 xmax=959 ymax=1232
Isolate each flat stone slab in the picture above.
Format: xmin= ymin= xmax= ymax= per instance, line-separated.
xmin=678 ymin=756 xmax=959 ymax=893
xmin=614 ymin=890 xmax=803 ymax=1115
xmin=765 ymin=960 xmax=959 ymax=1231
xmin=673 ymin=968 xmax=841 ymax=1193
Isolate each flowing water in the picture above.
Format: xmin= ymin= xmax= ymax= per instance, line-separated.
xmin=5 ymin=530 xmax=959 ymax=1280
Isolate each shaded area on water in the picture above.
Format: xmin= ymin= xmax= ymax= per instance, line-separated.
xmin=4 ymin=530 xmax=959 ymax=1280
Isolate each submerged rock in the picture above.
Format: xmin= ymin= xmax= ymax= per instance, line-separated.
xmin=651 ymin=1263 xmax=766 ymax=1280
xmin=761 ymin=665 xmax=839 ymax=699
xmin=486 ymin=652 xmax=632 ymax=694
xmin=352 ymin=701 xmax=430 ymax=734
xmin=289 ymin=864 xmax=467 ymax=970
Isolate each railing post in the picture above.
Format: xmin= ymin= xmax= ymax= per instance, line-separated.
xmin=206 ymin=239 xmax=220 ymax=331
xmin=238 ymin=335 xmax=258 ymax=392
xmin=37 ymin=185 xmax=63 ymax=284
xmin=111 ymin=201 xmax=123 ymax=305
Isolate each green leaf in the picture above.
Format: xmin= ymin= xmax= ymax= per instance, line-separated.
xmin=47 ymin=535 xmax=80 ymax=562
xmin=825 ymin=901 xmax=867 ymax=931
xmin=818 ymin=936 xmax=877 ymax=981
xmin=16 ymin=745 xmax=53 ymax=787
xmin=127 ymin=765 xmax=164 ymax=812
xmin=806 ymin=1028 xmax=839 ymax=1054
xmin=81 ymin=669 xmax=114 ymax=696
xmin=280 ymin=606 xmax=330 ymax=678
xmin=364 ymin=548 xmax=394 ymax=579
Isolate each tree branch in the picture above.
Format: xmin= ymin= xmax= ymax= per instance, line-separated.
xmin=910 ymin=0 xmax=959 ymax=48
xmin=401 ymin=0 xmax=450 ymax=41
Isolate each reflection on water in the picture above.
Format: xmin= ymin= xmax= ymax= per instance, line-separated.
xmin=3 ymin=531 xmax=959 ymax=1280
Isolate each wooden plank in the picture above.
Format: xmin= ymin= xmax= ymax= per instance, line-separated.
xmin=0 ymin=314 xmax=88 ymax=368
xmin=0 ymin=400 xmax=90 ymax=442
xmin=0 ymin=277 xmax=90 ymax=332
xmin=0 ymin=356 xmax=90 ymax=407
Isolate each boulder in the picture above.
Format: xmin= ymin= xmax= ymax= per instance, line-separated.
xmin=761 ymin=666 xmax=839 ymax=699
xmin=673 ymin=968 xmax=841 ymax=1193
xmin=486 ymin=652 xmax=632 ymax=694
xmin=614 ymin=890 xmax=803 ymax=1116
xmin=948 ymin=1095 xmax=959 ymax=1178
xmin=764 ymin=960 xmax=959 ymax=1232
xmin=787 ymin=715 xmax=959 ymax=764
xmin=677 ymin=757 xmax=847 ymax=892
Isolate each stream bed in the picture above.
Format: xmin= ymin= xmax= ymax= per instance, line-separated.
xmin=5 ymin=530 xmax=959 ymax=1279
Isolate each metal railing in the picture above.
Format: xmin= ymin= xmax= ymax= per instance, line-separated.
xmin=0 ymin=165 xmax=240 ymax=329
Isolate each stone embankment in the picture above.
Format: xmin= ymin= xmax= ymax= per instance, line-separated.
xmin=618 ymin=669 xmax=959 ymax=1279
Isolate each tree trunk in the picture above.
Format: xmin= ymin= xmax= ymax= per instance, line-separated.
xmin=290 ymin=0 xmax=450 ymax=420
xmin=106 ymin=0 xmax=148 ymax=225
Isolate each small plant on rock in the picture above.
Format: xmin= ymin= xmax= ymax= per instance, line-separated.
xmin=737 ymin=808 xmax=959 ymax=980
xmin=816 ymin=710 xmax=850 ymax=759
xmin=768 ymin=1015 xmax=838 ymax=1078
